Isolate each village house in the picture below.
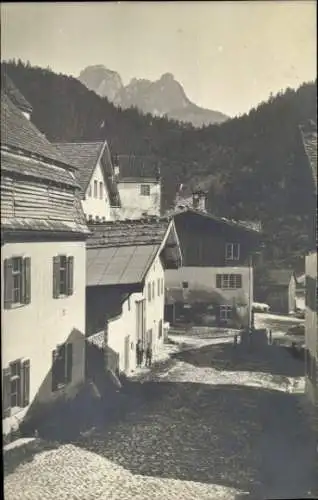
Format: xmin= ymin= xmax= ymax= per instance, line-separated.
xmin=54 ymin=140 xmax=121 ymax=222
xmin=261 ymin=269 xmax=297 ymax=315
xmin=164 ymin=191 xmax=262 ymax=328
xmin=300 ymin=121 xmax=317 ymax=409
xmin=1 ymin=76 xmax=89 ymax=437
xmin=85 ymin=218 xmax=181 ymax=380
xmin=112 ymin=154 xmax=161 ymax=220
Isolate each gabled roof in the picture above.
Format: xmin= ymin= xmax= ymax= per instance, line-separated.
xmin=54 ymin=140 xmax=120 ymax=206
xmin=266 ymin=269 xmax=295 ymax=287
xmin=300 ymin=122 xmax=317 ymax=195
xmin=1 ymin=92 xmax=73 ymax=169
xmin=1 ymin=70 xmax=33 ymax=114
xmin=165 ymin=206 xmax=262 ymax=234
xmin=86 ymin=218 xmax=182 ymax=287
xmin=117 ymin=154 xmax=160 ymax=182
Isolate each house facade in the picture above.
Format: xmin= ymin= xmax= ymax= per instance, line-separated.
xmin=1 ymin=78 xmax=89 ymax=436
xmin=262 ymin=270 xmax=297 ymax=314
xmin=85 ymin=219 xmax=181 ymax=378
xmin=111 ymin=155 xmax=161 ymax=220
xmin=301 ymin=122 xmax=317 ymax=409
xmin=54 ymin=141 xmax=121 ymax=222
xmin=165 ymin=193 xmax=261 ymax=328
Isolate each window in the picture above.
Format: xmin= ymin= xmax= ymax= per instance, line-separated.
xmin=140 ymin=184 xmax=150 ymax=196
xmin=182 ymin=281 xmax=189 ymax=289
xmin=87 ymin=184 xmax=92 ymax=197
xmin=99 ymin=182 xmax=103 ymax=199
xmin=53 ymin=255 xmax=74 ymax=298
xmin=94 ymin=180 xmax=98 ymax=198
xmin=128 ymin=296 xmax=131 ymax=311
xmin=4 ymin=257 xmax=31 ymax=309
xmin=88 ymin=215 xmax=93 ymax=222
xmin=216 ymin=274 xmax=242 ymax=289
xmin=152 ymin=281 xmax=155 ymax=299
xmin=220 ymin=305 xmax=232 ymax=320
xmin=148 ymin=283 xmax=152 ymax=302
xmin=225 ymin=243 xmax=240 ymax=260
xmin=157 ymin=279 xmax=160 ymax=296
xmin=161 ymin=278 xmax=164 ymax=295
xmin=2 ymin=359 xmax=30 ymax=417
xmin=52 ymin=343 xmax=73 ymax=391
xmin=95 ymin=215 xmax=100 ymax=222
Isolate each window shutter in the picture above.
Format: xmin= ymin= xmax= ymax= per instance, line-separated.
xmin=67 ymin=256 xmax=74 ymax=296
xmin=52 ymin=349 xmax=58 ymax=391
xmin=22 ymin=359 xmax=30 ymax=407
xmin=216 ymin=275 xmax=222 ymax=288
xmin=53 ymin=256 xmax=60 ymax=298
xmin=66 ymin=343 xmax=73 ymax=384
xmin=2 ymin=367 xmax=11 ymax=418
xmin=23 ymin=257 xmax=31 ymax=304
xmin=4 ymin=258 xmax=13 ymax=309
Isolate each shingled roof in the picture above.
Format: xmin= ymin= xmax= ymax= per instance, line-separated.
xmin=54 ymin=140 xmax=120 ymax=206
xmin=117 ymin=155 xmax=160 ymax=182
xmin=87 ymin=218 xmax=171 ymax=248
xmin=300 ymin=122 xmax=317 ymax=195
xmin=1 ymin=91 xmax=73 ymax=169
xmin=1 ymin=70 xmax=33 ymax=114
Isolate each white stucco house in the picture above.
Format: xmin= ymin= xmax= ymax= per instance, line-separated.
xmin=1 ymin=75 xmax=89 ymax=436
xmin=85 ymin=219 xmax=181 ymax=378
xmin=54 ymin=140 xmax=121 ymax=222
xmin=300 ymin=122 xmax=317 ymax=410
xmin=164 ymin=192 xmax=262 ymax=329
xmin=111 ymin=154 xmax=161 ymax=220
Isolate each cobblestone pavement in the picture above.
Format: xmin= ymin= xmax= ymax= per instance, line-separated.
xmin=4 ymin=336 xmax=318 ymax=500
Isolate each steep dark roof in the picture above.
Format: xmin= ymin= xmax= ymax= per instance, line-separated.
xmin=54 ymin=141 xmax=104 ymax=191
xmin=266 ymin=269 xmax=295 ymax=287
xmin=87 ymin=218 xmax=170 ymax=248
xmin=1 ymin=92 xmax=73 ymax=168
xmin=1 ymin=70 xmax=33 ymax=114
xmin=300 ymin=123 xmax=317 ymax=195
xmin=165 ymin=207 xmax=262 ymax=234
xmin=117 ymin=155 xmax=160 ymax=181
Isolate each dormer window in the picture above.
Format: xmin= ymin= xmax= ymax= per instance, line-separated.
xmin=94 ymin=180 xmax=98 ymax=198
xmin=87 ymin=184 xmax=92 ymax=197
xmin=225 ymin=243 xmax=240 ymax=260
xmin=99 ymin=182 xmax=103 ymax=199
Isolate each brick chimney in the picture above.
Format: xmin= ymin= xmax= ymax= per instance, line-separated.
xmin=192 ymin=190 xmax=207 ymax=211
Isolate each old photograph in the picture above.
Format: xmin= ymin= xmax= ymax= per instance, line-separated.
xmin=1 ymin=1 xmax=317 ymax=499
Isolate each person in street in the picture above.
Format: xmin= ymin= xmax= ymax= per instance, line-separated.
xmin=136 ymin=340 xmax=143 ymax=367
xmin=145 ymin=343 xmax=153 ymax=367
xmin=234 ymin=333 xmax=238 ymax=346
xmin=269 ymin=329 xmax=272 ymax=344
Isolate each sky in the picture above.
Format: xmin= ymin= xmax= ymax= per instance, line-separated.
xmin=1 ymin=1 xmax=316 ymax=117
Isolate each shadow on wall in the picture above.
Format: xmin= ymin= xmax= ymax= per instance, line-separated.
xmin=11 ymin=328 xmax=88 ymax=441
xmin=71 ymin=380 xmax=317 ymax=499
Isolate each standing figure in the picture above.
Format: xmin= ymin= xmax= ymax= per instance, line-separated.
xmin=145 ymin=343 xmax=153 ymax=367
xmin=234 ymin=333 xmax=238 ymax=346
xmin=136 ymin=340 xmax=143 ymax=367
xmin=269 ymin=329 xmax=272 ymax=344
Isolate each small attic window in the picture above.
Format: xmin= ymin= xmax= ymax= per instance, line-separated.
xmin=140 ymin=185 xmax=150 ymax=196
xmin=182 ymin=281 xmax=189 ymax=289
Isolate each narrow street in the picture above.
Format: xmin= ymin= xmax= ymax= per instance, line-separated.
xmin=4 ymin=319 xmax=317 ymax=500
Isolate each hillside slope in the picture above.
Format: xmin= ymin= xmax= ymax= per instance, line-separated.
xmin=3 ymin=60 xmax=316 ymax=271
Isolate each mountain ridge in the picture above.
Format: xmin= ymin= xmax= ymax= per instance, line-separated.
xmin=78 ymin=65 xmax=229 ymax=127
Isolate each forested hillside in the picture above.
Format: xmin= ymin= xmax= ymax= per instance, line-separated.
xmin=2 ymin=60 xmax=317 ymax=272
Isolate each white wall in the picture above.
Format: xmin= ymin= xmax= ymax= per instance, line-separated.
xmin=166 ymin=266 xmax=253 ymax=324
xmin=82 ymin=161 xmax=111 ymax=221
xmin=107 ymin=255 xmax=165 ymax=374
xmin=305 ymin=251 xmax=317 ymax=406
xmin=2 ymin=240 xmax=86 ymax=434
xmin=116 ymin=181 xmax=161 ymax=218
